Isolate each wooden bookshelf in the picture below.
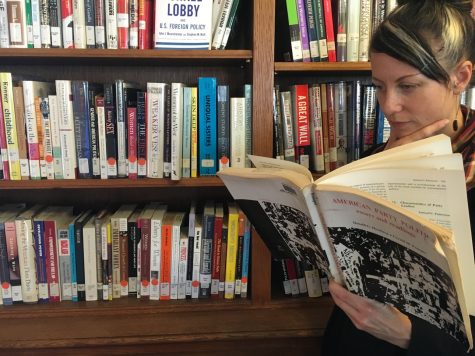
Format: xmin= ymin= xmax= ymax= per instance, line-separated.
xmin=0 ymin=1 xmax=341 ymax=354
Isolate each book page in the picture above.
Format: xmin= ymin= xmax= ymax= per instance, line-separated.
xmin=218 ymin=170 xmax=330 ymax=274
xmin=318 ymin=154 xmax=475 ymax=316
xmin=315 ymin=186 xmax=471 ymax=349
xmin=248 ymin=154 xmax=314 ymax=182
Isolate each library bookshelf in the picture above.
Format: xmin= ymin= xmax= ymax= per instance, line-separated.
xmin=0 ymin=1 xmax=374 ymax=354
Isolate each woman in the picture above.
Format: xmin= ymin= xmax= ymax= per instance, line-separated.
xmin=322 ymin=0 xmax=475 ymax=355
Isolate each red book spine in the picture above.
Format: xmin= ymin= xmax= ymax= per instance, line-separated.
xmin=138 ymin=0 xmax=153 ymax=49
xmin=61 ymin=0 xmax=74 ymax=48
xmin=117 ymin=0 xmax=129 ymax=49
xmin=325 ymin=84 xmax=337 ymax=171
xmin=322 ymin=0 xmax=336 ymax=62
xmin=160 ymin=223 xmax=172 ymax=300
xmin=293 ymin=84 xmax=311 ymax=168
xmin=139 ymin=218 xmax=151 ymax=297
xmin=127 ymin=107 xmax=137 ymax=179
xmin=44 ymin=220 xmax=60 ymax=302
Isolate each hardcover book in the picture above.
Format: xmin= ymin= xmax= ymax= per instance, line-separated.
xmin=218 ymin=135 xmax=474 ymax=350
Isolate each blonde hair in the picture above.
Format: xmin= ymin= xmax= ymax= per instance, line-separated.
xmin=370 ymin=0 xmax=475 ymax=85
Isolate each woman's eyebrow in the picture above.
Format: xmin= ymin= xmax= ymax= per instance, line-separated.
xmin=372 ymin=73 xmax=422 ymax=83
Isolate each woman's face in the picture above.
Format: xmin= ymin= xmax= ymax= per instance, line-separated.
xmin=371 ymin=52 xmax=458 ymax=140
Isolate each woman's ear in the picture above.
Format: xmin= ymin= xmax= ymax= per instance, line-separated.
xmin=452 ymin=60 xmax=473 ymax=94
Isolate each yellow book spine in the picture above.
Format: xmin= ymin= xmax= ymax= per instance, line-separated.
xmin=190 ymin=87 xmax=198 ymax=178
xmin=224 ymin=206 xmax=239 ymax=299
xmin=0 ymin=73 xmax=21 ymax=180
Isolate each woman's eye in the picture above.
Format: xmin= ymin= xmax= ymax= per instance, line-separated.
xmin=399 ymin=84 xmax=417 ymax=91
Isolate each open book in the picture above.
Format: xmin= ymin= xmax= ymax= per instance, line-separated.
xmin=217 ymin=135 xmax=474 ymax=350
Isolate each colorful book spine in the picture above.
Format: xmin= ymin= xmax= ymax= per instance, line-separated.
xmin=61 ymin=0 xmax=74 ymax=48
xmin=68 ymin=216 xmax=78 ymax=301
xmin=88 ymin=85 xmax=101 ymax=178
xmin=136 ymin=91 xmax=146 ymax=178
xmin=326 ymin=83 xmax=337 ymax=171
xmin=296 ymin=0 xmax=311 ymax=62
xmin=0 ymin=97 xmax=9 ymax=179
xmin=12 ymin=85 xmax=30 ymax=179
xmin=190 ymin=87 xmax=198 ymax=177
xmin=57 ymin=224 xmax=72 ymax=301
xmin=159 ymin=213 xmax=173 ymax=300
xmin=285 ymin=0 xmax=303 ymax=61
xmin=210 ymin=203 xmax=223 ymax=298
xmin=33 ymin=218 xmax=49 ymax=302
xmin=182 ymin=87 xmax=192 ymax=178
xmin=240 ymin=217 xmax=251 ymax=298
xmin=95 ymin=95 xmax=108 ymax=179
xmin=304 ymin=0 xmax=319 ymax=61
xmin=24 ymin=0 xmax=33 ymax=47
xmin=5 ymin=220 xmax=22 ymax=302
xmin=0 ymin=219 xmax=12 ymax=304
xmin=170 ymin=212 xmax=185 ymax=299
xmin=217 ymin=85 xmax=230 ymax=171
xmin=127 ymin=104 xmax=138 ymax=180
xmin=313 ymin=0 xmax=328 ymax=61
xmin=244 ymin=84 xmax=252 ymax=168
xmin=171 ymin=83 xmax=184 ymax=181
xmin=163 ymin=84 xmax=171 ymax=178
xmin=178 ymin=227 xmax=188 ymax=299
xmin=224 ymin=203 xmax=239 ymax=299
xmin=322 ymin=0 xmax=336 ymax=61
xmin=336 ymin=0 xmax=347 ymax=62
xmin=191 ymin=214 xmax=202 ymax=299
xmin=291 ymin=84 xmax=311 ymax=168
xmin=0 ymin=73 xmax=21 ymax=180
xmin=116 ymin=0 xmax=129 ymax=48
xmin=104 ymin=83 xmax=118 ymax=178
xmin=218 ymin=213 xmax=228 ymax=298
xmin=137 ymin=0 xmax=152 ymax=49
xmin=44 ymin=219 xmax=61 ymax=302
xmin=198 ymin=77 xmax=217 ymax=176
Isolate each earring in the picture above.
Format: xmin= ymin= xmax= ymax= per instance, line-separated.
xmin=453 ymin=119 xmax=458 ymax=131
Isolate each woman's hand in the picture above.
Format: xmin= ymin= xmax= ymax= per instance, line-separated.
xmin=329 ymin=280 xmax=412 ymax=349
xmin=385 ymin=119 xmax=449 ymax=150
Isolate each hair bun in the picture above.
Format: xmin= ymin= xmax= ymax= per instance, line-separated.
xmin=397 ymin=0 xmax=473 ymax=12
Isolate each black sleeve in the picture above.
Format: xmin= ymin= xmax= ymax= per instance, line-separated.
xmin=406 ymin=316 xmax=474 ymax=356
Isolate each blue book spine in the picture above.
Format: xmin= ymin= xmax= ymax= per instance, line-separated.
xmin=240 ymin=218 xmax=251 ymax=298
xmin=72 ymin=81 xmax=93 ymax=178
xmin=69 ymin=221 xmax=78 ymax=302
xmin=33 ymin=220 xmax=49 ymax=302
xmin=198 ymin=77 xmax=217 ymax=176
xmin=304 ymin=0 xmax=320 ymax=61
xmin=375 ymin=104 xmax=385 ymax=145
xmin=0 ymin=223 xmax=12 ymax=305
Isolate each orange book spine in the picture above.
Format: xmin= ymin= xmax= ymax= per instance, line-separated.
xmin=160 ymin=222 xmax=172 ymax=300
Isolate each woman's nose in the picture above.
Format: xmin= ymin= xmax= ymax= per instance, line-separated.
xmin=377 ymin=90 xmax=403 ymax=117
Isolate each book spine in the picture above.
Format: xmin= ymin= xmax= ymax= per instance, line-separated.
xmin=106 ymin=221 xmax=112 ymax=299
xmin=219 ymin=0 xmax=240 ymax=50
xmin=326 ymin=83 xmax=337 ymax=171
xmin=211 ymin=0 xmax=233 ymax=49
xmin=244 ymin=84 xmax=252 ymax=168
xmin=334 ymin=81 xmax=348 ymax=167
xmin=6 ymin=0 xmax=28 ymax=47
xmin=5 ymin=221 xmax=22 ymax=302
xmin=358 ymin=0 xmax=371 ymax=61
xmin=105 ymin=0 xmax=118 ymax=49
xmin=295 ymin=260 xmax=308 ymax=294
xmin=0 ymin=223 xmax=12 ymax=304
xmin=146 ymin=83 xmax=164 ymax=178
xmin=371 ymin=0 xmax=385 ymax=37
xmin=44 ymin=220 xmax=61 ymax=302
xmin=178 ymin=230 xmax=188 ymax=299
xmin=49 ymin=0 xmax=62 ymax=47
xmin=110 ymin=217 xmax=121 ymax=298
xmin=185 ymin=231 xmax=194 ymax=298
xmin=233 ymin=213 xmax=244 ymax=296
xmin=71 ymin=81 xmax=93 ymax=178
xmin=336 ymin=0 xmax=347 ymax=62
xmin=285 ymin=258 xmax=299 ymax=296
xmin=304 ymin=266 xmax=323 ymax=297
xmin=94 ymin=215 xmax=103 ymax=300
xmin=230 ymin=97 xmax=246 ymax=168
xmin=313 ymin=0 xmax=328 ymax=61
xmin=279 ymin=259 xmax=291 ymax=296
xmin=39 ymin=0 xmax=51 ymax=47
xmin=114 ymin=80 xmax=127 ymax=178
xmin=160 ymin=220 xmax=171 ymax=300
xmin=33 ymin=220 xmax=48 ymax=302
xmin=57 ymin=227 xmax=72 ymax=301
xmin=39 ymin=97 xmax=54 ymax=179
xmin=321 ymin=0 xmax=336 ymax=62
xmin=24 ymin=0 xmax=33 ymax=47
xmin=291 ymin=84 xmax=311 ymax=168
xmin=101 ymin=219 xmax=109 ymax=300
xmin=304 ymin=0 xmax=319 ymax=61
xmin=285 ymin=0 xmax=303 ymax=61
xmin=95 ymin=95 xmax=108 ymax=179
xmin=83 ymin=224 xmax=98 ymax=301
xmin=170 ymin=220 xmax=181 ymax=300
xmin=119 ymin=218 xmax=129 ymax=296
xmin=128 ymin=0 xmax=138 ymax=48
xmin=309 ymin=84 xmax=325 ymax=172
xmin=136 ymin=91 xmax=146 ymax=178
xmin=94 ymin=0 xmax=105 ymax=48
xmin=190 ymin=87 xmax=198 ymax=177
xmin=181 ymin=87 xmax=192 ymax=178
xmin=127 ymin=106 xmax=137 ymax=179
xmin=137 ymin=0 xmax=152 ymax=49
xmin=295 ymin=0 xmax=311 ymax=62
xmin=191 ymin=219 xmax=201 ymax=299
xmin=48 ymin=95 xmax=64 ymax=179
xmin=240 ymin=217 xmax=251 ymax=298
xmin=199 ymin=211 xmax=214 ymax=298
xmin=198 ymin=77 xmax=217 ymax=176
xmin=127 ymin=218 xmax=138 ymax=295
xmin=34 ymin=96 xmax=46 ymax=178
xmin=362 ymin=85 xmax=377 ymax=152
xmin=139 ymin=218 xmax=150 ymax=297
xmin=217 ymin=85 xmax=230 ymax=171
xmin=163 ymin=84 xmax=171 ymax=178
xmin=346 ymin=0 xmax=360 ymax=61
xmin=104 ymin=83 xmax=118 ymax=178
xmin=272 ymin=86 xmax=284 ymax=160
xmin=75 ymin=219 xmax=86 ymax=301
xmin=280 ymin=91 xmax=296 ymax=162
xmin=320 ymin=83 xmax=330 ymax=172
xmin=61 ymin=0 xmax=74 ymax=48
xmin=224 ymin=208 xmax=238 ymax=299
xmin=171 ymin=83 xmax=184 ymax=181
xmin=12 ymin=86 xmax=30 ymax=179
xmin=88 ymin=87 xmax=100 ymax=178
xmin=68 ymin=221 xmax=78 ymax=301
xmin=0 ymin=95 xmax=10 ymax=179
xmin=218 ymin=218 xmax=227 ymax=298
xmin=210 ymin=211 xmax=223 ymax=298
xmin=116 ymin=0 xmax=129 ymax=48
xmin=0 ymin=73 xmax=21 ymax=180
xmin=55 ymin=80 xmax=77 ymax=179
xmin=72 ymin=0 xmax=86 ymax=48
xmin=84 ymin=0 xmax=95 ymax=47
xmin=0 ymin=0 xmax=9 ymax=48
xmin=16 ymin=218 xmax=38 ymax=302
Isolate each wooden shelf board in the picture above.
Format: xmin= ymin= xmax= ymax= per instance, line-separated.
xmin=275 ymin=61 xmax=372 ymax=72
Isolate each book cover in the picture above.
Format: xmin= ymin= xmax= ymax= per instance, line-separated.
xmin=218 ymin=136 xmax=475 ymax=349
xmin=155 ymin=0 xmax=213 ymax=49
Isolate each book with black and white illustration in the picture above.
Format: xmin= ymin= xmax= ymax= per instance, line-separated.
xmin=218 ymin=134 xmax=474 ymax=350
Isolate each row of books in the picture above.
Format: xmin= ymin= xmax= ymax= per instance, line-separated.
xmin=0 ymin=72 xmax=252 ymax=181
xmin=277 ymin=0 xmax=398 ymax=62
xmin=0 ymin=200 xmax=251 ymax=305
xmin=273 ymin=258 xmax=329 ymax=298
xmin=274 ymin=80 xmax=475 ymax=174
xmin=0 ymin=0 xmax=242 ymax=50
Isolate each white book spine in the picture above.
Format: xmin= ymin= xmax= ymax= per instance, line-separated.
xmin=72 ymin=0 xmax=86 ymax=48
xmin=146 ymin=83 xmax=165 ymax=178
xmin=30 ymin=0 xmax=41 ymax=47
xmin=39 ymin=0 xmax=51 ymax=47
xmin=0 ymin=0 xmax=9 ymax=48
xmin=96 ymin=101 xmax=108 ymax=179
xmin=191 ymin=223 xmax=202 ymax=299
xmin=6 ymin=0 xmax=28 ymax=48
xmin=280 ymin=91 xmax=295 ymax=162
xmin=55 ymin=80 xmax=77 ymax=179
xmin=171 ymin=83 xmax=184 ymax=181
xmin=83 ymin=223 xmax=98 ymax=301
xmin=304 ymin=268 xmax=323 ymax=298
xmin=178 ymin=233 xmax=188 ymax=299
xmin=57 ymin=228 xmax=73 ymax=300
xmin=48 ymin=95 xmax=63 ymax=179
xmin=230 ymin=97 xmax=246 ymax=168
xmin=211 ymin=0 xmax=225 ymax=37
xmin=149 ymin=211 xmax=164 ymax=300
xmin=41 ymin=98 xmax=55 ymax=179
xmin=105 ymin=0 xmax=118 ymax=49
xmin=15 ymin=219 xmax=38 ymax=303
xmin=211 ymin=0 xmax=233 ymax=49
xmin=358 ymin=0 xmax=371 ymax=61
xmin=170 ymin=223 xmax=181 ymax=299
xmin=309 ymin=85 xmax=325 ymax=172
xmin=136 ymin=240 xmax=141 ymax=298
xmin=346 ymin=0 xmax=361 ymax=62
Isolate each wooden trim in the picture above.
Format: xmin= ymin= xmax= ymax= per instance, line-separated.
xmin=275 ymin=61 xmax=372 ymax=72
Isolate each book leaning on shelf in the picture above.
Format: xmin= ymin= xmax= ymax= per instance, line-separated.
xmin=218 ymin=134 xmax=474 ymax=351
